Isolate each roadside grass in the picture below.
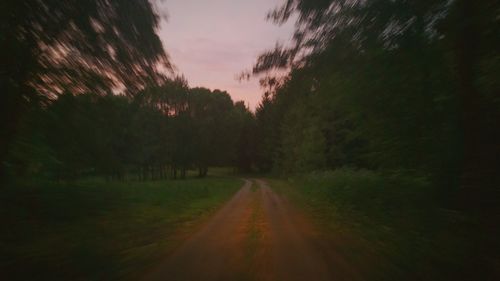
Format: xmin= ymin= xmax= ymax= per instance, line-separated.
xmin=0 ymin=176 xmax=242 ymax=281
xmin=269 ymin=169 xmax=476 ymax=281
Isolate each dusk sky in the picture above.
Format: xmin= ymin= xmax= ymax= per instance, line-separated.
xmin=157 ymin=0 xmax=295 ymax=110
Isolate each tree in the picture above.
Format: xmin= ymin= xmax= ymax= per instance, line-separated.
xmin=231 ymin=101 xmax=256 ymax=172
xmin=1 ymin=0 xmax=171 ymax=179
xmin=252 ymin=0 xmax=498 ymax=190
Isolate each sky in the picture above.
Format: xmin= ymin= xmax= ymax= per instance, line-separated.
xmin=157 ymin=0 xmax=295 ymax=110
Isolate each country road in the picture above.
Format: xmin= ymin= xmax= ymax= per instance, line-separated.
xmin=142 ymin=179 xmax=360 ymax=281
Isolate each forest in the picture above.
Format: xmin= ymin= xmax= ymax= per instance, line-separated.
xmin=4 ymin=79 xmax=255 ymax=180
xmin=1 ymin=0 xmax=499 ymax=280
xmin=3 ymin=1 xmax=498 ymax=194
xmin=250 ymin=0 xmax=499 ymax=198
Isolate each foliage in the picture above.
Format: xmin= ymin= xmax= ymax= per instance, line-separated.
xmin=1 ymin=0 xmax=172 ymax=179
xmin=252 ymin=0 xmax=499 ymax=199
xmin=3 ymin=79 xmax=255 ymax=181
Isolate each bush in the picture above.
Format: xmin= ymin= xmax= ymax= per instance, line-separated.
xmin=297 ymin=169 xmax=432 ymax=221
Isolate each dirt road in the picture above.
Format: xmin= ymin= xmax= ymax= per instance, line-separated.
xmin=142 ymin=179 xmax=358 ymax=281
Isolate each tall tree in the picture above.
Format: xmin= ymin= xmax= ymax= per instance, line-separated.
xmin=1 ymin=0 xmax=171 ymax=178
xmin=253 ymin=0 xmax=499 ymax=199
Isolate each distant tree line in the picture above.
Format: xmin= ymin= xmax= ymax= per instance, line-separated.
xmin=4 ymin=77 xmax=255 ymax=180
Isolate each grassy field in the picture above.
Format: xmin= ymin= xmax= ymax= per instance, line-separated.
xmin=0 ymin=175 xmax=242 ymax=281
xmin=269 ymin=169 xmax=480 ymax=281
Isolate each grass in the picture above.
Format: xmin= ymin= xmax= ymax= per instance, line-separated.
xmin=269 ymin=168 xmax=478 ymax=281
xmin=0 ymin=175 xmax=242 ymax=281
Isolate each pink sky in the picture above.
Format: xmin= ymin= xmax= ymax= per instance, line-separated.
xmin=157 ymin=0 xmax=295 ymax=110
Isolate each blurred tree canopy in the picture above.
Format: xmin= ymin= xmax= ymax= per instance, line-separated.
xmin=1 ymin=0 xmax=172 ymax=176
xmin=251 ymin=0 xmax=499 ymax=207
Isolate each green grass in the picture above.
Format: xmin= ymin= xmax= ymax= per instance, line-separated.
xmin=0 ymin=176 xmax=242 ymax=281
xmin=269 ymin=169 xmax=477 ymax=281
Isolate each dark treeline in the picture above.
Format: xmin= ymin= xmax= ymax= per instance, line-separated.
xmin=249 ymin=0 xmax=499 ymax=209
xmin=1 ymin=0 xmax=257 ymax=182
xmin=2 ymin=0 xmax=498 ymax=194
xmin=5 ymin=77 xmax=254 ymax=180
